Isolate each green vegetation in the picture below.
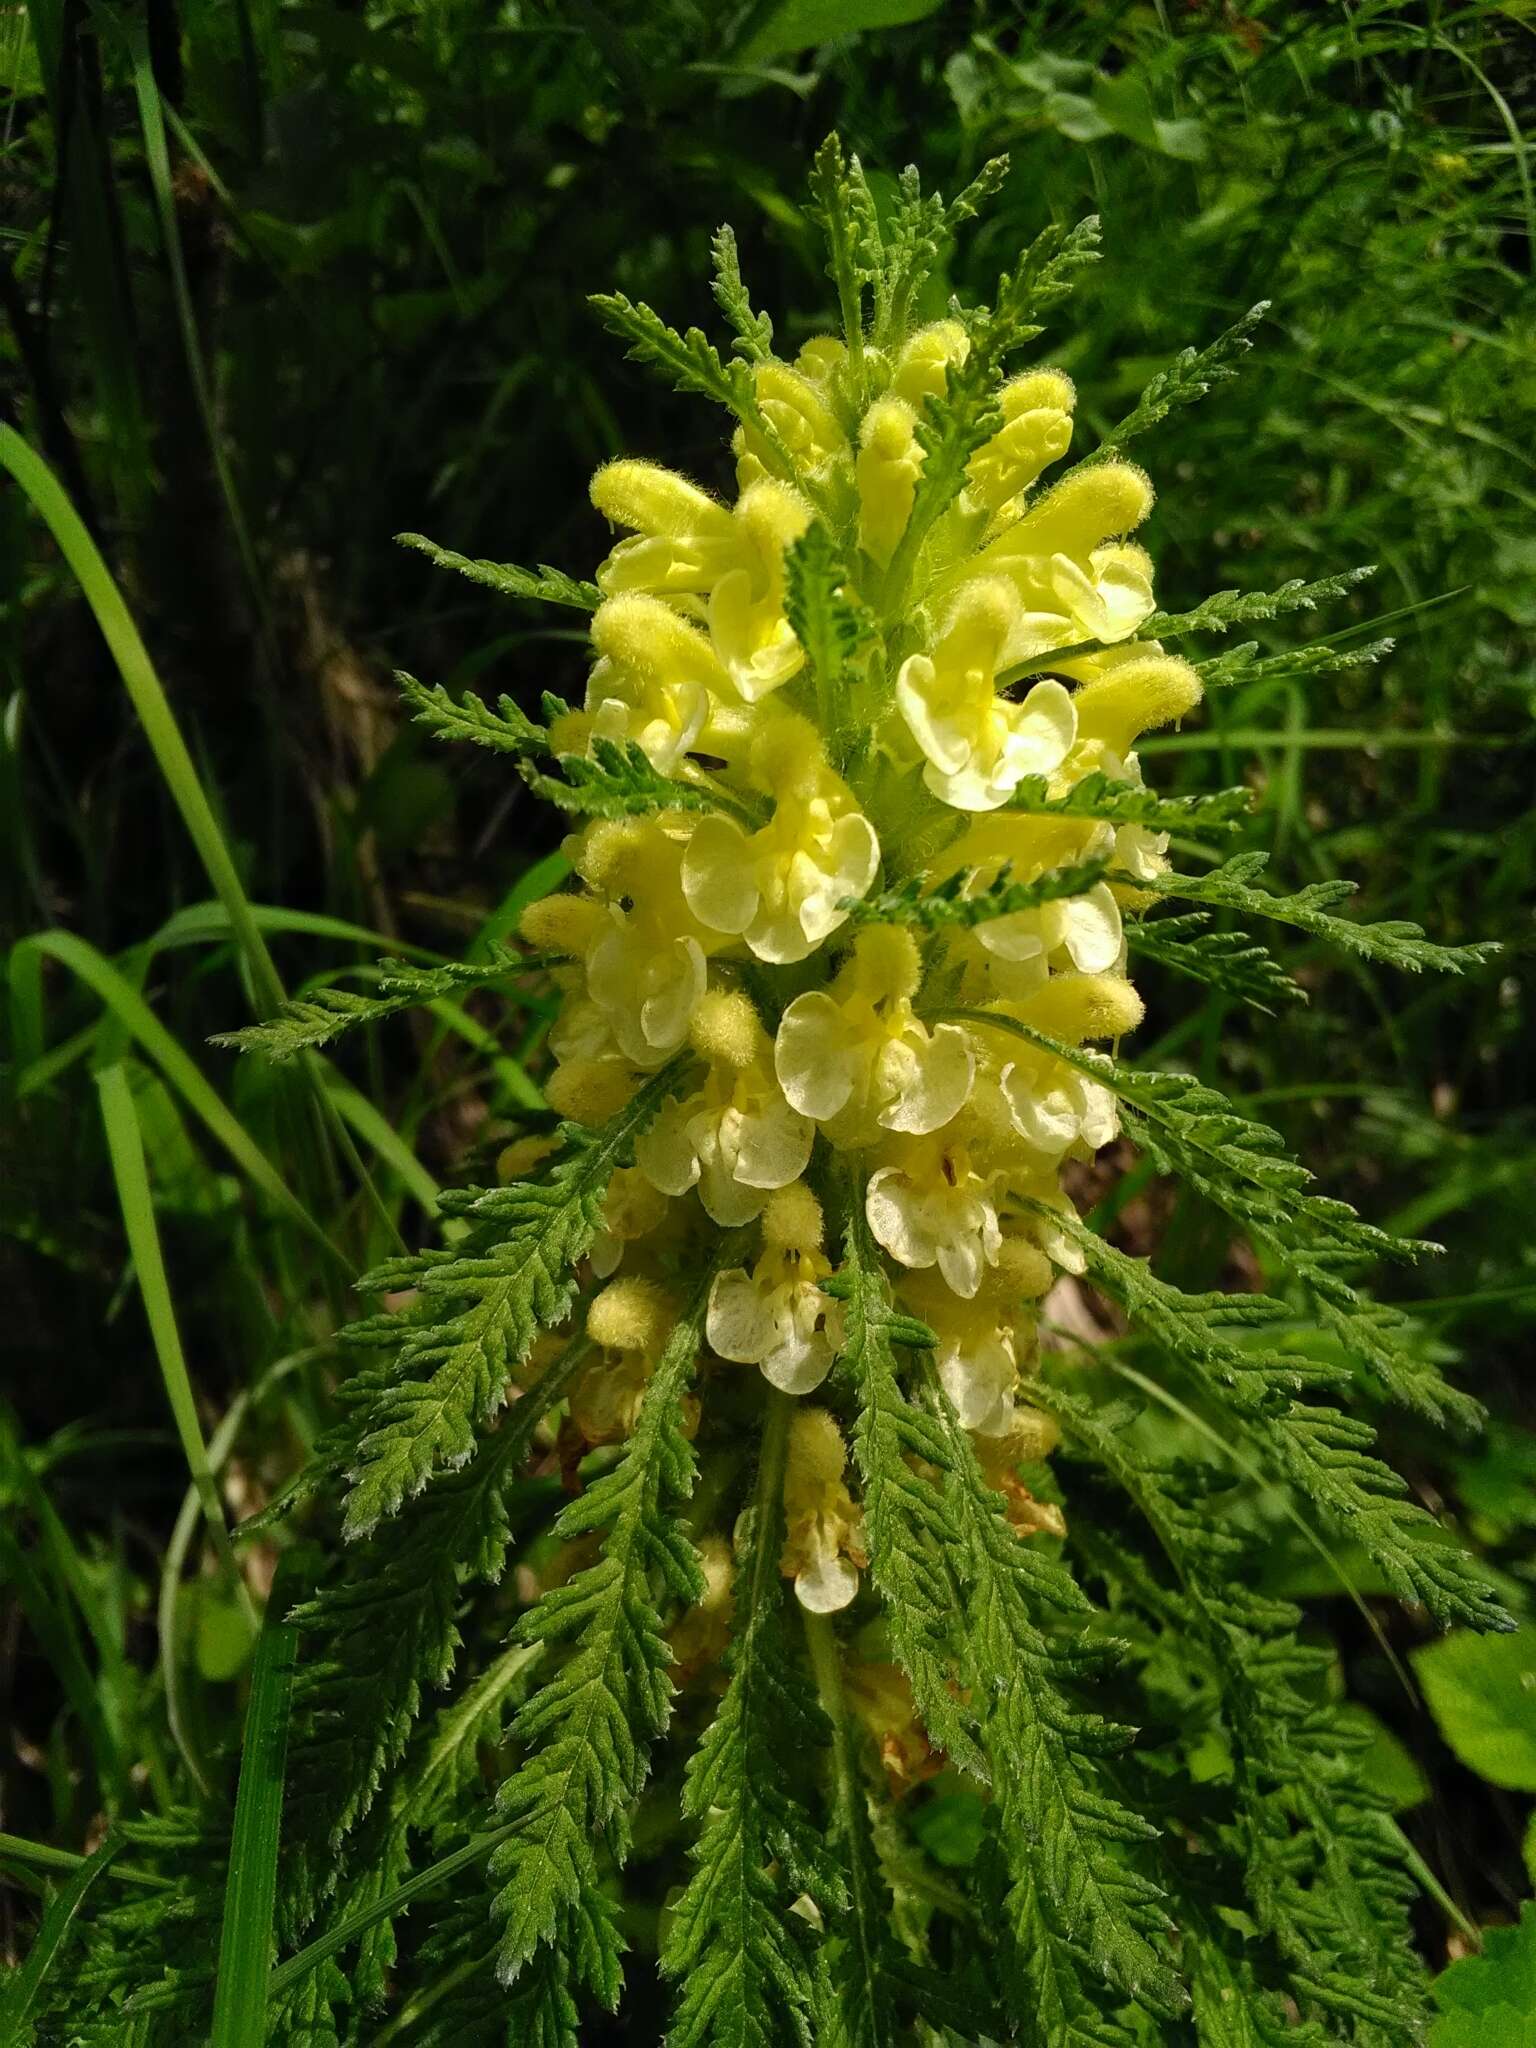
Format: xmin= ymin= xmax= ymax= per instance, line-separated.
xmin=2 ymin=3 xmax=1533 ymax=2043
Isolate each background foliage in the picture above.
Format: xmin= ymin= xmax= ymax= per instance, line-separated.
xmin=1 ymin=0 xmax=1533 ymax=2036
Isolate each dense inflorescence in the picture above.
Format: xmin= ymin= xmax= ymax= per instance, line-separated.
xmin=68 ymin=142 xmax=1505 ymax=2048
xmin=525 ymin=286 xmax=1184 ymax=1608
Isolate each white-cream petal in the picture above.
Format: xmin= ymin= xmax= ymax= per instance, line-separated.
xmin=795 ymin=1550 xmax=859 ymax=1614
xmin=707 ymin=1270 xmax=778 ymax=1363
xmin=682 ymin=815 xmax=758 ymax=934
xmin=1061 ymin=883 xmax=1124 ymax=974
xmin=775 ymin=992 xmax=858 ymax=1122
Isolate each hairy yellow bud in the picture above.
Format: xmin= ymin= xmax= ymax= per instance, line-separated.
xmin=857 ymin=396 xmax=923 ymax=565
xmin=847 ymin=924 xmax=923 ymax=1006
xmin=1015 ymin=972 xmax=1145 ymax=1044
xmin=588 ymin=1275 xmax=673 ymax=1356
xmin=891 ymin=319 xmax=969 ymax=406
xmin=1015 ymin=462 xmax=1155 ymax=556
xmin=545 ymin=1056 xmax=637 ymax=1124
xmin=689 ymin=989 xmax=763 ymax=1070
xmin=989 ymin=1237 xmax=1055 ymax=1302
xmin=572 ymin=817 xmax=649 ymax=892
xmin=1000 ymin=369 xmax=1075 ymax=419
xmin=795 ymin=336 xmax=846 ymax=386
xmin=749 ymin=711 xmax=826 ymax=800
xmin=735 ymin=478 xmax=812 ymax=558
xmin=591 ymin=458 xmax=729 ymax=540
xmin=591 ymin=593 xmax=725 ymax=689
xmin=760 ymin=1183 xmax=825 ymax=1252
xmin=518 ymin=892 xmax=604 ymax=955
xmin=1072 ymin=651 xmax=1203 ymax=757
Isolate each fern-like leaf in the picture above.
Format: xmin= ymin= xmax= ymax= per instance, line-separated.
xmin=1125 ymin=912 xmax=1305 ymax=1014
xmin=850 ymin=860 xmax=1109 ymax=932
xmin=663 ymin=1398 xmax=832 ymax=2048
xmin=1094 ymin=303 xmax=1269 ymax=455
xmin=395 ymin=531 xmax=600 ymax=610
xmin=1148 ymin=851 xmax=1500 ymax=975
xmin=1140 ymin=565 xmax=1377 ymax=642
xmin=397 ymin=670 xmax=549 ymax=754
xmin=488 ymin=1258 xmax=722 ymax=1985
xmin=341 ymin=1063 xmax=689 ymax=1536
xmin=1006 ymin=769 xmax=1252 ymax=834
xmin=710 ymin=224 xmax=774 ymax=363
xmin=212 ymin=945 xmax=558 ymax=1061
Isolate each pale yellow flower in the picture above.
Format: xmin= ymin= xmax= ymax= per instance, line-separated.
xmin=896 ymin=580 xmax=1077 ymax=811
xmin=774 ymin=925 xmax=972 ymax=1142
xmin=865 ymin=1131 xmax=1002 ymax=1299
xmin=781 ymin=1408 xmax=868 ymax=1614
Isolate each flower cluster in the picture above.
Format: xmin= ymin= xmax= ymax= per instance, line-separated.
xmin=517 ymin=303 xmax=1201 ymax=1617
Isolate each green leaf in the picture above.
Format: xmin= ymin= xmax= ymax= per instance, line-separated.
xmin=1092 ymin=304 xmax=1266 ymax=456
xmin=1149 ymin=851 xmax=1501 ymax=976
xmin=0 ymin=1838 xmax=121 ymax=2048
xmin=340 ymin=1062 xmax=689 ymax=1536
xmin=1433 ymin=1902 xmax=1536 ymax=2038
xmin=397 ymin=670 xmax=550 ymax=755
xmin=1125 ymin=912 xmax=1305 ymax=1014
xmin=489 ymin=1259 xmax=723 ymax=1985
xmin=663 ymin=1393 xmax=829 ymax=2048
xmin=1007 ymin=769 xmax=1252 ymax=834
xmin=1415 ymin=1626 xmax=1536 ymax=1790
xmin=211 ymin=1601 xmax=299 ymax=2048
xmin=395 ymin=531 xmax=600 ymax=611
xmin=1139 ymin=565 xmax=1378 ymax=643
xmin=710 ymin=224 xmax=774 ymax=363
xmin=212 ymin=944 xmax=559 ymax=1061
xmin=782 ymin=522 xmax=877 ymax=756
xmin=850 ymin=860 xmax=1109 ymax=932
xmin=738 ymin=0 xmax=943 ymax=64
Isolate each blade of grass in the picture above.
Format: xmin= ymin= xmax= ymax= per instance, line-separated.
xmin=0 ymin=1836 xmax=121 ymax=2048
xmin=210 ymin=1588 xmax=299 ymax=2048
xmin=97 ymin=1064 xmax=258 ymax=1646
xmin=0 ymin=425 xmax=284 ymax=1018
xmin=0 ymin=1831 xmax=166 ymax=1890
xmin=11 ymin=929 xmax=344 ymax=1267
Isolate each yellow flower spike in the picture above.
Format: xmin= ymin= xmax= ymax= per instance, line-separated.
xmin=856 ymin=396 xmax=925 ymax=566
xmin=781 ymin=1408 xmax=868 ymax=1614
xmin=891 ymin=319 xmax=969 ymax=407
xmin=1071 ymin=652 xmax=1204 ymax=757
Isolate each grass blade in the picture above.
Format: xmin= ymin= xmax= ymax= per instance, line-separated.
xmin=11 ymin=929 xmax=343 ymax=1265
xmin=0 ymin=425 xmax=284 ymax=1017
xmin=210 ymin=1596 xmax=299 ymax=2048
xmin=96 ymin=1064 xmax=257 ymax=1637
xmin=0 ymin=1836 xmax=121 ymax=2048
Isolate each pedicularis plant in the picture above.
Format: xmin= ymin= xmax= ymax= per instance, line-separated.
xmin=69 ymin=143 xmax=1506 ymax=2046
